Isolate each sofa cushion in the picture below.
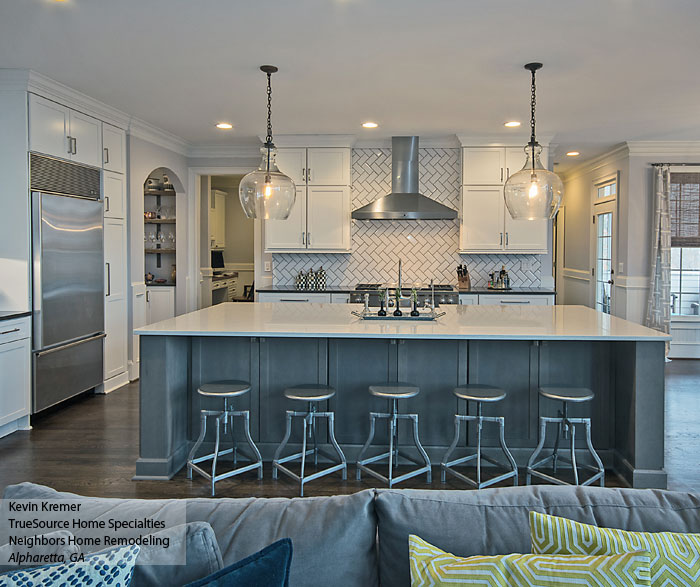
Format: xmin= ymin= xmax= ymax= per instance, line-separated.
xmin=0 ymin=530 xmax=80 ymax=575
xmin=375 ymin=485 xmax=700 ymax=587
xmin=409 ymin=534 xmax=652 ymax=587
xmin=2 ymin=483 xmax=378 ymax=587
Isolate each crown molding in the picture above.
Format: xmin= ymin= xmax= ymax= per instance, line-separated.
xmin=626 ymin=141 xmax=700 ymax=156
xmin=354 ymin=135 xmax=460 ymax=149
xmin=560 ymin=143 xmax=630 ymax=181
xmin=456 ymin=133 xmax=555 ymax=147
xmin=269 ymin=134 xmax=357 ymax=148
xmin=127 ymin=117 xmax=189 ymax=156
xmin=187 ymin=144 xmax=262 ymax=158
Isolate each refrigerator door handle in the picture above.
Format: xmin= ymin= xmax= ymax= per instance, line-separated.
xmin=35 ymin=333 xmax=106 ymax=358
xmin=105 ymin=262 xmax=111 ymax=297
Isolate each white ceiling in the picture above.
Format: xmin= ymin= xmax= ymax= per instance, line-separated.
xmin=2 ymin=0 xmax=700 ymax=168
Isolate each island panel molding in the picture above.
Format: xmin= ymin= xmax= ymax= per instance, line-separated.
xmin=135 ymin=303 xmax=668 ymax=488
xmin=272 ymin=148 xmax=543 ymax=287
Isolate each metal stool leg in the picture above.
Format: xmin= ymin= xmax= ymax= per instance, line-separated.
xmin=242 ymin=410 xmax=263 ymax=479
xmin=475 ymin=403 xmax=483 ymax=486
xmin=387 ymin=411 xmax=396 ymax=486
xmin=441 ymin=415 xmax=462 ymax=483
xmin=497 ymin=417 xmax=519 ymax=485
xmin=188 ymin=410 xmax=208 ymax=480
xmin=299 ymin=415 xmax=308 ymax=496
xmin=391 ymin=400 xmax=399 ymax=470
xmin=552 ymin=419 xmax=562 ymax=473
xmin=410 ymin=413 xmax=432 ymax=483
xmin=584 ymin=419 xmax=605 ymax=487
xmin=569 ymin=420 xmax=579 ymax=485
xmin=327 ymin=412 xmax=347 ymax=480
xmin=211 ymin=414 xmax=223 ymax=496
xmin=526 ymin=417 xmax=548 ymax=485
xmin=273 ymin=411 xmax=293 ymax=480
xmin=356 ymin=413 xmax=377 ymax=481
xmin=309 ymin=403 xmax=318 ymax=467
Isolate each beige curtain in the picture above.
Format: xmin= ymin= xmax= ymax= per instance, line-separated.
xmin=645 ymin=165 xmax=671 ymax=336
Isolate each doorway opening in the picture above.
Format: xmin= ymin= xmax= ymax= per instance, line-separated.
xmin=591 ymin=175 xmax=618 ymax=315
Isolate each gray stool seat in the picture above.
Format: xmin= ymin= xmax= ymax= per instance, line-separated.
xmin=187 ymin=380 xmax=262 ymax=496
xmin=369 ymin=382 xmax=419 ymax=399
xmin=454 ymin=385 xmax=507 ymax=402
xmin=284 ymin=384 xmax=336 ymax=402
xmin=539 ymin=386 xmax=594 ymax=403
xmin=273 ymin=384 xmax=346 ymax=496
xmin=197 ymin=380 xmax=251 ymax=398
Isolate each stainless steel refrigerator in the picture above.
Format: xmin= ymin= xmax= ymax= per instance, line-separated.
xmin=30 ymin=154 xmax=105 ymax=413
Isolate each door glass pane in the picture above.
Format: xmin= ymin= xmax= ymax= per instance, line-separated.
xmin=596 ymin=211 xmax=613 ymax=313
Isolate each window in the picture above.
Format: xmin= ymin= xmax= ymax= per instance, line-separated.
xmin=597 ymin=182 xmax=616 ymax=199
xmin=670 ymin=170 xmax=700 ymax=316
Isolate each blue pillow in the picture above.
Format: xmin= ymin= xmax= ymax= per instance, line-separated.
xmin=0 ymin=544 xmax=139 ymax=586
xmin=185 ymin=538 xmax=292 ymax=587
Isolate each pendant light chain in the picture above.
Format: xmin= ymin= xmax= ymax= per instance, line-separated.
xmin=529 ymin=68 xmax=537 ymax=147
xmin=265 ymin=71 xmax=274 ymax=148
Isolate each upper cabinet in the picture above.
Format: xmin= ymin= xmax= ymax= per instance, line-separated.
xmin=29 ymin=94 xmax=102 ymax=168
xmin=460 ymin=145 xmax=550 ymax=254
xmin=103 ymin=171 xmax=126 ymax=219
xmin=102 ymin=123 xmax=126 ymax=174
xmin=266 ymin=146 xmax=351 ymax=253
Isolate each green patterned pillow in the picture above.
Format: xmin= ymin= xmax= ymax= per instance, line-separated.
xmin=409 ymin=534 xmax=651 ymax=586
xmin=530 ymin=511 xmax=700 ymax=586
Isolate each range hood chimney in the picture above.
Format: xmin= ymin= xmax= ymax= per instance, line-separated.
xmin=351 ymin=136 xmax=458 ymax=220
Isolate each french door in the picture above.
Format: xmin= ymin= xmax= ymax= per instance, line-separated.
xmin=592 ymin=200 xmax=616 ymax=314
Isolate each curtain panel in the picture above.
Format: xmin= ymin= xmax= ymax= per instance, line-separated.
xmin=645 ymin=165 xmax=671 ymax=336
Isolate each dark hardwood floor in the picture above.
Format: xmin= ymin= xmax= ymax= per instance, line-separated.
xmin=0 ymin=360 xmax=696 ymax=499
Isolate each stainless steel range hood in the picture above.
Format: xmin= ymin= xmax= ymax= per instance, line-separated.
xmin=351 ymin=136 xmax=458 ymax=220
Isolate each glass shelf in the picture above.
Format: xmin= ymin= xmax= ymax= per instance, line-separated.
xmin=144 ymin=189 xmax=176 ymax=196
xmin=145 ymin=248 xmax=176 ymax=254
xmin=144 ymin=219 xmax=176 ymax=224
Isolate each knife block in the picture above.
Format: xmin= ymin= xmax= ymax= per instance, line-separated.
xmin=457 ymin=274 xmax=471 ymax=291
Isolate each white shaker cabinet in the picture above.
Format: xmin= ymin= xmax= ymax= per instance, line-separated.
xmin=0 ymin=317 xmax=31 ymax=436
xmin=102 ymin=123 xmax=126 ymax=173
xmin=104 ymin=171 xmax=126 ymax=219
xmin=28 ymin=94 xmax=102 ymax=168
xmin=462 ymin=148 xmax=506 ymax=185
xmin=265 ymin=146 xmax=351 ymax=252
xmin=460 ymin=187 xmax=505 ymax=251
xmin=104 ymin=218 xmax=128 ymax=382
xmin=146 ymin=286 xmax=175 ymax=324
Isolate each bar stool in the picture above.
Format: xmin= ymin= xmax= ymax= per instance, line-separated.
xmin=272 ymin=384 xmax=347 ymax=497
xmin=441 ymin=385 xmax=518 ymax=489
xmin=526 ymin=385 xmax=605 ymax=486
xmin=187 ymin=381 xmax=263 ymax=496
xmin=356 ymin=382 xmax=432 ymax=487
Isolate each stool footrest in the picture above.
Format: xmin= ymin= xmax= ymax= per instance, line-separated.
xmin=356 ymin=462 xmax=431 ymax=487
xmin=442 ymin=465 xmax=518 ymax=489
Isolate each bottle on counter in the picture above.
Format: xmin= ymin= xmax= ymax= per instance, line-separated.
xmin=316 ymin=267 xmax=327 ymax=290
xmin=306 ymin=268 xmax=316 ymax=290
xmin=410 ymin=289 xmax=420 ymax=317
xmin=393 ymin=288 xmax=403 ymax=317
xmin=378 ymin=289 xmax=387 ymax=317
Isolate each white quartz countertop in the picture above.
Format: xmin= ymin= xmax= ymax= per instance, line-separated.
xmin=135 ymin=303 xmax=670 ymax=341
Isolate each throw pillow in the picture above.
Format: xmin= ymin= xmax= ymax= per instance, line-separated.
xmin=185 ymin=538 xmax=292 ymax=587
xmin=0 ymin=544 xmax=139 ymax=586
xmin=409 ymin=534 xmax=651 ymax=586
xmin=530 ymin=510 xmax=700 ymax=586
xmin=0 ymin=530 xmax=80 ymax=574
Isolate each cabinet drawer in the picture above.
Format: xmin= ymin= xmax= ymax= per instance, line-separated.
xmin=477 ymin=295 xmax=551 ymax=306
xmin=458 ymin=294 xmax=478 ymax=305
xmin=259 ymin=292 xmax=331 ymax=303
xmin=0 ymin=318 xmax=30 ymax=345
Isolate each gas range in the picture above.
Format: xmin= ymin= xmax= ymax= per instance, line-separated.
xmin=350 ymin=283 xmax=459 ymax=307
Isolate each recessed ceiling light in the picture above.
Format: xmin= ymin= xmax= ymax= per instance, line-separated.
xmin=362 ymin=121 xmax=379 ymax=128
xmin=504 ymin=121 xmax=521 ymax=128
xmin=216 ymin=122 xmax=233 ymax=129
xmin=566 ymin=151 xmax=580 ymax=157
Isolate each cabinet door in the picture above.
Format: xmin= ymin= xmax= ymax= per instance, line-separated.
xmin=462 ymin=148 xmax=505 ymax=185
xmin=104 ymin=218 xmax=128 ymax=380
xmin=307 ymin=148 xmax=350 ymax=185
xmin=478 ymin=295 xmax=550 ymax=306
xmin=102 ymin=123 xmax=126 ymax=173
xmin=69 ymin=110 xmax=102 ymax=167
xmin=104 ymin=219 xmax=127 ymax=300
xmin=460 ymin=187 xmax=504 ymax=251
xmin=0 ymin=337 xmax=31 ymax=427
xmin=505 ymin=213 xmax=548 ymax=252
xmin=275 ymin=148 xmax=306 ymax=185
xmin=103 ymin=171 xmax=125 ymax=219
xmin=146 ymin=288 xmax=175 ymax=324
xmin=28 ymin=94 xmax=70 ymax=159
xmin=307 ymin=186 xmax=351 ymax=250
xmin=265 ymin=187 xmax=307 ymax=251
xmin=215 ymin=192 xmax=226 ymax=248
xmin=459 ymin=294 xmax=478 ymax=305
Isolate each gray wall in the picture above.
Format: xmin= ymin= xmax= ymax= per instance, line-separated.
xmin=210 ymin=175 xmax=254 ymax=264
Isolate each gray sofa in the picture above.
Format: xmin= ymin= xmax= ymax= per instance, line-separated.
xmin=4 ymin=482 xmax=700 ymax=586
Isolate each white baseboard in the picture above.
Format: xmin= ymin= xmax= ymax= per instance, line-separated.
xmin=0 ymin=415 xmax=31 ymax=439
xmin=128 ymin=359 xmax=140 ymax=382
xmin=101 ymin=371 xmax=130 ymax=394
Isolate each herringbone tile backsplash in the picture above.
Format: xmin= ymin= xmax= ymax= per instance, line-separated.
xmin=272 ymin=148 xmax=543 ymax=287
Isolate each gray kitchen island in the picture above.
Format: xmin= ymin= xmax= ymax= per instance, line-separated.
xmin=134 ymin=302 xmax=669 ymax=488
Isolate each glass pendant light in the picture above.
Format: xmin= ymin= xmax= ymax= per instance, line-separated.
xmin=239 ymin=65 xmax=296 ymax=219
xmin=504 ymin=63 xmax=563 ymax=220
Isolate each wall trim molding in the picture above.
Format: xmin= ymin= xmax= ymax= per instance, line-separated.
xmin=128 ymin=117 xmax=189 ymax=156
xmin=562 ymin=267 xmax=591 ymax=282
xmin=562 ymin=143 xmax=630 ymax=181
xmin=188 ymin=144 xmax=261 ymax=158
xmin=626 ymin=141 xmax=700 ymax=156
xmin=615 ymin=275 xmax=649 ymax=289
xmin=271 ymin=134 xmax=357 ymax=148
xmin=456 ymin=133 xmax=555 ymax=147
xmin=226 ymin=262 xmax=254 ymax=271
xmin=355 ymin=136 xmax=461 ymax=149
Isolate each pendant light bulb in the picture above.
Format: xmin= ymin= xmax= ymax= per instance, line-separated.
xmin=504 ymin=63 xmax=563 ymax=220
xmin=239 ymin=66 xmax=296 ymax=219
